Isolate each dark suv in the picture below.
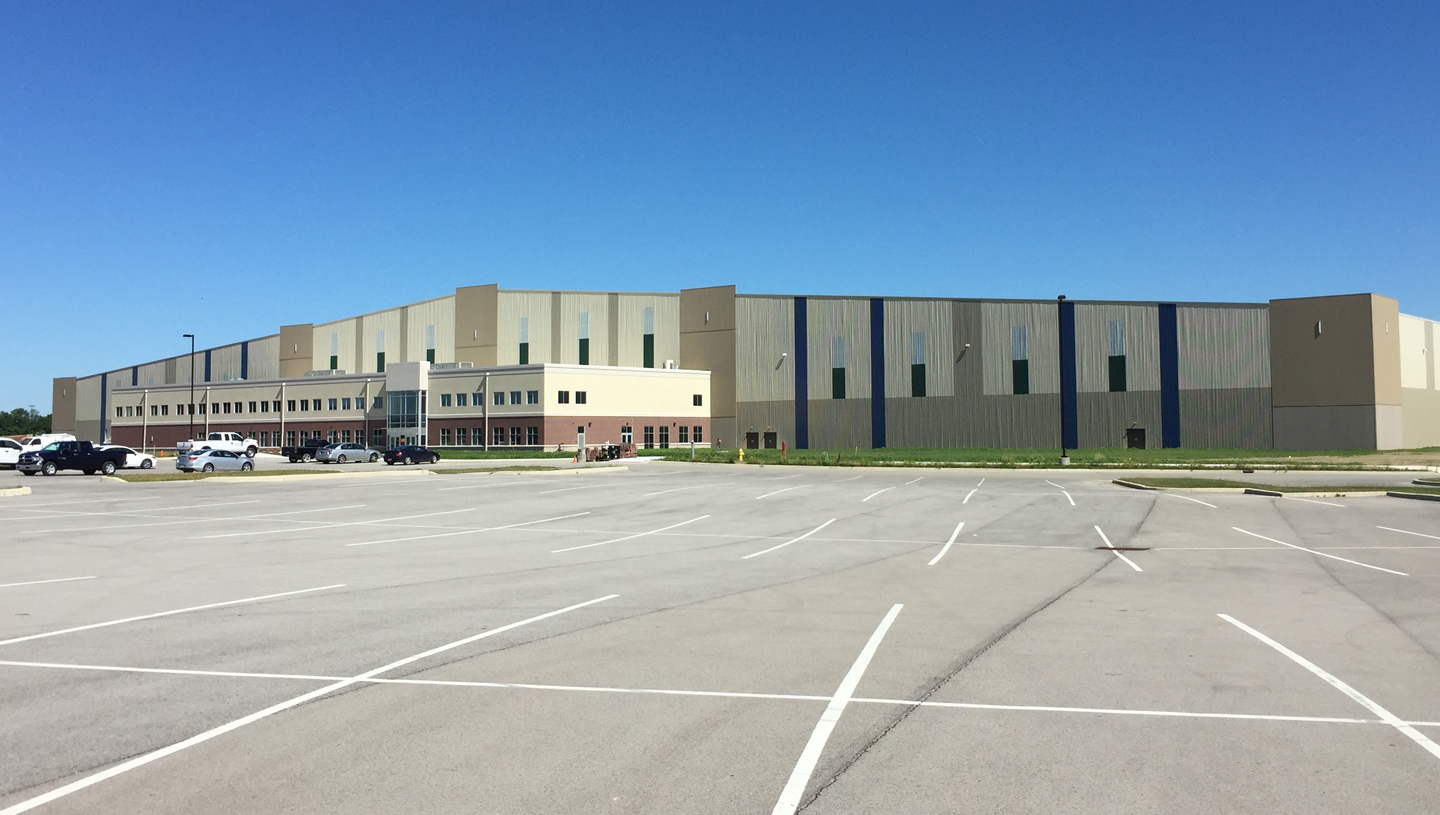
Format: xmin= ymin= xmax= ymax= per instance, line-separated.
xmin=18 ymin=441 xmax=129 ymax=476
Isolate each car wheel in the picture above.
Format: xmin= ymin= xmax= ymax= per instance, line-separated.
xmin=246 ymin=446 xmax=257 ymax=457
xmin=141 ymin=459 xmax=153 ymax=469
xmin=22 ymin=470 xmax=35 ymax=476
xmin=369 ymin=453 xmax=379 ymax=463
xmin=202 ymin=463 xmax=215 ymax=473
xmin=338 ymin=455 xmax=347 ymax=464
xmin=42 ymin=462 xmax=57 ymax=476
xmin=431 ymin=455 xmax=440 ymax=464
xmin=385 ymin=460 xmax=394 ymax=465
xmin=403 ymin=456 xmax=413 ymax=465
xmin=101 ymin=461 xmax=117 ymax=475
xmin=302 ymin=453 xmax=313 ymax=462
xmin=83 ymin=469 xmax=96 ymax=476
xmin=241 ymin=461 xmax=253 ymax=471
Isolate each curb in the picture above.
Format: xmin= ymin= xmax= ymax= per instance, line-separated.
xmin=1112 ymin=479 xmax=1157 ymax=490
xmin=1244 ymin=488 xmax=1284 ymax=497
xmin=1388 ymin=491 xmax=1440 ymax=503
xmin=0 ymin=486 xmax=31 ymax=498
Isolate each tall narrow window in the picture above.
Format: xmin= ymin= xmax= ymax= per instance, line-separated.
xmin=578 ymin=312 xmax=590 ymax=365
xmin=1107 ymin=320 xmax=1127 ymax=393
xmin=910 ymin=332 xmax=926 ymax=397
xmin=376 ymin=329 xmax=386 ymax=373
xmin=1011 ymin=326 xmax=1029 ymax=395
xmin=330 ymin=333 xmax=339 ymax=371
xmin=831 ymin=337 xmax=846 ymax=399
xmin=518 ymin=317 xmax=530 ymax=364
xmin=426 ymin=324 xmax=436 ymax=364
xmin=643 ymin=306 xmax=655 ymax=368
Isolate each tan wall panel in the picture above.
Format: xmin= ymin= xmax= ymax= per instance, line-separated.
xmin=541 ymin=368 xmax=708 ymax=419
xmin=981 ymin=302 xmax=1059 ymax=396
xmin=1398 ymin=315 xmax=1431 ymax=390
xmin=805 ymin=298 xmax=871 ymax=402
xmin=455 ymin=284 xmax=499 ymax=365
xmin=735 ymin=296 xmax=795 ymax=403
xmin=883 ymin=299 xmax=955 ymax=398
xmin=1075 ymin=304 xmax=1161 ymax=393
xmin=1371 ymin=295 xmax=1402 ymax=405
xmin=1269 ymin=295 xmax=1376 ymax=407
xmin=1402 ymin=388 xmax=1440 ymax=447
xmin=1177 ymin=305 xmax=1270 ymax=391
xmin=279 ymin=324 xmax=314 ymax=378
xmin=52 ymin=377 xmax=77 ymax=433
xmin=681 ymin=285 xmax=737 ymax=332
xmin=497 ymin=292 xmax=553 ymax=366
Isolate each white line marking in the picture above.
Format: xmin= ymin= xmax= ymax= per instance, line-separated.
xmin=976 ymin=478 xmax=985 ymax=486
xmin=0 ymin=496 xmax=165 ymax=509
xmin=927 ymin=522 xmax=965 ymax=565
xmin=643 ymin=483 xmax=730 ymax=497
xmin=862 ymin=487 xmax=893 ymax=502
xmin=771 ymin=604 xmax=902 ymax=815
xmin=742 ymin=519 xmax=837 ymax=559
xmin=1162 ymin=493 xmax=1218 ymax=508
xmin=7 ymin=658 xmax=1426 ymax=729
xmin=905 ymin=477 xmax=923 ymax=485
xmin=757 ymin=485 xmax=807 ymax=500
xmin=1232 ymin=527 xmax=1407 ymax=576
xmin=0 ymin=576 xmax=97 ymax=589
xmin=4 ymin=500 xmax=261 ymax=520
xmin=1218 ymin=613 xmax=1440 ymax=761
xmin=0 ymin=594 xmax=618 ymax=815
xmin=0 ymin=585 xmax=345 ymax=647
xmin=437 ymin=479 xmax=546 ymax=491
xmin=1095 ymin=526 xmax=1142 ymax=571
xmin=962 ymin=488 xmax=978 ymax=504
xmin=1286 ymin=496 xmax=1346 ymax=507
xmin=537 ymin=484 xmax=611 ymax=495
xmin=1045 ymin=480 xmax=1075 ymax=506
xmin=346 ymin=512 xmax=591 ymax=547
xmin=1378 ymin=526 xmax=1440 ymax=541
xmin=191 ymin=508 xmax=477 ymax=539
xmin=834 ymin=476 xmax=862 ymax=483
xmin=552 ymin=516 xmax=710 ymax=553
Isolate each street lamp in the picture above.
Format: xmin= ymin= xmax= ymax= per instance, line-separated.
xmin=183 ymin=334 xmax=195 ymax=441
xmin=1056 ymin=297 xmax=1068 ymax=466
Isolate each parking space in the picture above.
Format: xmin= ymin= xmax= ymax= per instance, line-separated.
xmin=1 ymin=463 xmax=1438 ymax=813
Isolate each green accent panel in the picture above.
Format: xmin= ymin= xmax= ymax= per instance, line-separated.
xmin=1108 ymin=355 xmax=1127 ymax=392
xmin=643 ymin=334 xmax=654 ymax=368
xmin=519 ymin=342 xmax=529 ymax=364
xmin=1012 ymin=359 xmax=1029 ymax=395
xmin=832 ymin=367 xmax=846 ymax=400
xmin=329 ymin=355 xmax=337 ymax=370
xmin=426 ymin=348 xmax=435 ymax=364
xmin=579 ymin=338 xmax=589 ymax=365
xmin=911 ymin=363 xmax=926 ymax=397
xmin=376 ymin=352 xmax=385 ymax=373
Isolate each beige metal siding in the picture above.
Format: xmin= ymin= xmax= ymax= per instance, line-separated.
xmin=1178 ymin=306 xmax=1270 ymax=390
xmin=615 ymin=294 xmax=681 ymax=368
xmin=883 ymin=299 xmax=955 ymax=398
xmin=558 ymin=293 xmax=611 ymax=365
xmin=1399 ymin=314 xmax=1433 ymax=390
xmin=360 ymin=310 xmax=402 ymax=374
xmin=405 ymin=296 xmax=455 ymax=364
xmin=247 ymin=335 xmax=279 ymax=380
xmin=981 ymin=302 xmax=1059 ymax=395
xmin=1075 ymin=304 xmax=1160 ymax=393
xmin=137 ymin=360 xmax=169 ymax=388
xmin=314 ymin=319 xmax=358 ymax=373
xmin=805 ymin=298 xmax=871 ymax=402
xmin=497 ymin=292 xmax=553 ymax=366
xmin=735 ymin=296 xmax=796 ymax=403
xmin=210 ymin=344 xmax=244 ymax=382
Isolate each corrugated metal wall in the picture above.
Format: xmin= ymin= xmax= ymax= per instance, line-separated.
xmin=404 ymin=296 xmax=455 ymax=364
xmin=735 ymin=296 xmax=795 ymax=403
xmin=247 ymin=335 xmax=279 ymax=380
xmin=882 ymin=299 xmax=955 ymax=398
xmin=497 ymin=291 xmax=553 ymax=365
xmin=210 ymin=344 xmax=244 ymax=382
xmin=981 ymin=302 xmax=1059 ymax=395
xmin=1074 ymin=303 xmax=1161 ymax=392
xmin=615 ymin=294 xmax=680 ymax=368
xmin=1177 ymin=306 xmax=1271 ymax=390
xmin=137 ymin=360 xmax=169 ymax=387
xmin=361 ymin=309 xmax=403 ymax=373
xmin=804 ymin=298 xmax=871 ymax=402
xmin=558 ymin=293 xmax=611 ymax=365
xmin=314 ymin=319 xmax=358 ymax=373
xmin=1180 ymin=388 xmax=1273 ymax=448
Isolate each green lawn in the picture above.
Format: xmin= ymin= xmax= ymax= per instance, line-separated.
xmin=647 ymin=445 xmax=1440 ymax=469
xmin=1119 ymin=476 xmax=1440 ymax=495
xmin=436 ymin=449 xmax=575 ymax=460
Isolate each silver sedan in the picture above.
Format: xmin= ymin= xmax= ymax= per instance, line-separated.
xmin=315 ymin=442 xmax=382 ymax=464
xmin=176 ymin=449 xmax=253 ymax=473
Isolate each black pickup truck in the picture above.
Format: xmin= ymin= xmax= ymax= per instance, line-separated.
xmin=282 ymin=437 xmax=329 ymax=463
xmin=18 ymin=440 xmax=129 ymax=476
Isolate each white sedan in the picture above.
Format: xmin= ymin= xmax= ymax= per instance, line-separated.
xmin=98 ymin=445 xmax=158 ymax=469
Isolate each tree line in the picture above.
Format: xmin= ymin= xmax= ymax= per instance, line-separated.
xmin=0 ymin=407 xmax=51 ymax=436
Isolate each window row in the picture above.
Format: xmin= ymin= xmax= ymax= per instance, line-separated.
xmin=437 ymin=426 xmax=542 ymax=446
xmin=619 ymin=424 xmax=703 ymax=449
xmin=117 ymin=396 xmax=387 ymax=419
xmin=555 ymin=390 xmax=586 ymax=405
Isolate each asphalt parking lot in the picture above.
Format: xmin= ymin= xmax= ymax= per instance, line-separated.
xmin=2 ymin=463 xmax=1438 ymax=813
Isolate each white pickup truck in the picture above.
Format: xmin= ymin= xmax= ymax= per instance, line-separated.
xmin=178 ymin=432 xmax=259 ymax=458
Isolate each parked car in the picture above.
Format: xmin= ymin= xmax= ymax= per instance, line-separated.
xmin=0 ymin=438 xmax=21 ymax=468
xmin=176 ymin=448 xmax=253 ymax=473
xmin=283 ymin=437 xmax=330 ymax=463
xmin=384 ymin=445 xmax=440 ymax=465
xmin=315 ymin=442 xmax=382 ymax=464
xmin=96 ymin=445 xmax=158 ymax=469
xmin=177 ymin=432 xmax=258 ymax=458
xmin=19 ymin=433 xmax=76 ymax=455
xmin=17 ymin=440 xmax=129 ymax=476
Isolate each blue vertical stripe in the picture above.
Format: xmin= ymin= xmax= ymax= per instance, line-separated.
xmin=794 ymin=297 xmax=809 ymax=449
xmin=1158 ymin=304 xmax=1181 ymax=448
xmin=204 ymin=349 xmax=212 ymax=382
xmin=1059 ymin=300 xmax=1078 ymax=450
xmin=241 ymin=342 xmax=249 ymax=380
xmin=870 ymin=297 xmax=886 ymax=448
xmin=131 ymin=366 xmax=138 ymax=387
xmin=99 ymin=372 xmax=108 ymax=443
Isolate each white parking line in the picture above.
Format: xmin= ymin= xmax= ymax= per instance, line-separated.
xmin=191 ymin=508 xmax=477 ymax=539
xmin=1218 ymin=614 xmax=1440 ymax=761
xmin=976 ymin=478 xmax=985 ymax=486
xmin=0 ymin=576 xmax=97 ymax=589
xmin=643 ymin=483 xmax=730 ymax=497
xmin=1232 ymin=527 xmax=1407 ymax=576
xmin=834 ymin=476 xmax=862 ymax=483
xmin=927 ymin=522 xmax=966 ymax=566
xmin=905 ymin=477 xmax=923 ymax=485
xmin=0 ymin=594 xmax=619 ymax=815
xmin=0 ymin=584 xmax=345 ymax=647
xmin=1095 ymin=526 xmax=1142 ymax=571
xmin=770 ymin=604 xmax=902 ymax=815
xmin=1378 ymin=526 xmax=1440 ymax=541
xmin=962 ymin=488 xmax=978 ymax=504
xmin=552 ymin=516 xmax=710 ymax=553
xmin=862 ymin=487 xmax=893 ymax=502
xmin=742 ymin=519 xmax=837 ymax=559
xmin=1045 ymin=480 xmax=1076 ymax=506
xmin=6 ymin=500 xmax=262 ymax=520
xmin=1163 ymin=493 xmax=1218 ymax=508
xmin=345 ymin=512 xmax=591 ymax=547
xmin=757 ymin=485 xmax=807 ymax=500
xmin=1286 ymin=496 xmax=1345 ymax=507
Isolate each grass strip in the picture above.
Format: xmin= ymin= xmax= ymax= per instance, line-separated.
xmin=436 ymin=449 xmax=575 ymax=460
xmin=1121 ymin=477 xmax=1440 ymax=495
xmin=433 ymin=465 xmax=581 ymax=474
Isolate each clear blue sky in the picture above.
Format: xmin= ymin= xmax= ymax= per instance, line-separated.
xmin=3 ymin=2 xmax=1437 ymax=411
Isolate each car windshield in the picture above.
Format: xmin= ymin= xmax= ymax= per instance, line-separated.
xmin=208 ymin=433 xmax=223 ymax=440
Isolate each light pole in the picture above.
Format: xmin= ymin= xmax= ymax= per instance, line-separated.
xmin=183 ymin=334 xmax=195 ymax=441
xmin=1056 ymin=297 xmax=1068 ymax=466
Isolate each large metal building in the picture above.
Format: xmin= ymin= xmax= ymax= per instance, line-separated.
xmin=52 ymin=284 xmax=1440 ymax=451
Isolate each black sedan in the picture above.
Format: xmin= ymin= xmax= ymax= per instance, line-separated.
xmin=384 ymin=445 xmax=441 ymax=465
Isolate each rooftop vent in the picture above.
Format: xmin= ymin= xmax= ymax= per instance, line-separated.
xmin=430 ymin=362 xmax=474 ymax=370
xmin=304 ymin=369 xmax=345 ymax=377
